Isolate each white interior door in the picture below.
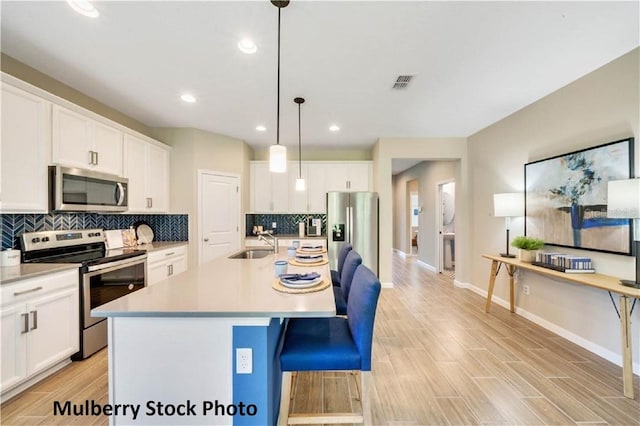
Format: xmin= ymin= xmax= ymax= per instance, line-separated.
xmin=199 ymin=171 xmax=240 ymax=264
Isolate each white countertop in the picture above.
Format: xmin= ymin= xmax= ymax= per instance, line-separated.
xmin=0 ymin=263 xmax=80 ymax=284
xmin=92 ymin=247 xmax=335 ymax=318
xmin=134 ymin=241 xmax=188 ymax=253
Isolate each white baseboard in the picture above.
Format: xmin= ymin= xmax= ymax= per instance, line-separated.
xmin=416 ymin=259 xmax=436 ymax=272
xmin=462 ymin=281 xmax=640 ymax=375
xmin=392 ymin=249 xmax=407 ymax=259
xmin=381 ymin=282 xmax=394 ymax=288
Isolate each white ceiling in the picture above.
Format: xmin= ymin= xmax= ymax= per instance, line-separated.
xmin=1 ymin=1 xmax=638 ymax=153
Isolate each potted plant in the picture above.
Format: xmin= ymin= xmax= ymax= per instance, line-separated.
xmin=511 ymin=236 xmax=545 ymax=262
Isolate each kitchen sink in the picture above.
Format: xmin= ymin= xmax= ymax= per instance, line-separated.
xmin=228 ymin=249 xmax=274 ymax=259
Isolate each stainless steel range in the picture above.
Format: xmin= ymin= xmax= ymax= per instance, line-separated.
xmin=20 ymin=229 xmax=147 ymax=359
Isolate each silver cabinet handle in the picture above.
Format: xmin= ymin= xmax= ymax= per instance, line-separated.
xmin=89 ymin=150 xmax=94 ymax=165
xmin=146 ymin=198 xmax=153 ymax=208
xmin=167 ymin=264 xmax=173 ymax=276
xmin=94 ymin=151 xmax=99 ymax=165
xmin=165 ymin=252 xmax=175 ymax=256
xmin=13 ymin=286 xmax=43 ymax=296
xmin=30 ymin=310 xmax=37 ymax=331
xmin=21 ymin=313 xmax=29 ymax=334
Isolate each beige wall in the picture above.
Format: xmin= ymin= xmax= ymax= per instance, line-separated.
xmin=373 ymin=138 xmax=469 ymax=285
xmin=252 ymin=147 xmax=372 ymax=161
xmin=393 ymin=161 xmax=458 ymax=267
xmin=1 ymin=54 xmax=155 ymax=139
xmin=152 ymin=128 xmax=253 ymax=269
xmin=468 ymin=48 xmax=639 ymax=370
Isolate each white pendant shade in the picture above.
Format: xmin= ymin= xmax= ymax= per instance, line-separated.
xmin=295 ymin=178 xmax=306 ymax=191
xmin=269 ymin=144 xmax=287 ymax=173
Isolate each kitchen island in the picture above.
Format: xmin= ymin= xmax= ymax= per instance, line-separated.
xmin=92 ymin=247 xmax=335 ymax=426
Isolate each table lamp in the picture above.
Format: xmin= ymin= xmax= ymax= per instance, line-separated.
xmin=493 ymin=193 xmax=524 ymax=258
xmin=607 ymin=178 xmax=640 ymax=288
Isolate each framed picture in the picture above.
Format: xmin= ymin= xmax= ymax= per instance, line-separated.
xmin=524 ymin=137 xmax=634 ymax=255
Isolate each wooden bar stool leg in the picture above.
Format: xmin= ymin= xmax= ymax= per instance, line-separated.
xmin=278 ymin=371 xmax=293 ymax=426
xmin=360 ymin=371 xmax=373 ymax=425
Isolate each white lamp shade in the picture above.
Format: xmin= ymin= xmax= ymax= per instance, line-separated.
xmin=269 ymin=144 xmax=287 ymax=173
xmin=295 ymin=178 xmax=306 ymax=191
xmin=493 ymin=193 xmax=524 ymax=217
xmin=607 ymin=179 xmax=640 ymax=219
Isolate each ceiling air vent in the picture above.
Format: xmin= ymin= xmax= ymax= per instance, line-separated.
xmin=392 ymin=74 xmax=414 ymax=89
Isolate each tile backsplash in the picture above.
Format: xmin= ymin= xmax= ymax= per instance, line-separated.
xmin=1 ymin=213 xmax=188 ymax=250
xmin=246 ymin=214 xmax=326 ymax=236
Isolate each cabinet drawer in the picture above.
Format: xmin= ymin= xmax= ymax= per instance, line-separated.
xmin=1 ymin=269 xmax=78 ymax=307
xmin=147 ymin=246 xmax=187 ymax=264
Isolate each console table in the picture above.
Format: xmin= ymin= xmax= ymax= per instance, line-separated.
xmin=482 ymin=254 xmax=640 ymax=399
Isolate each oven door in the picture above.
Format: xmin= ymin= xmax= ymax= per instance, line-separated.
xmin=82 ymin=256 xmax=146 ymax=327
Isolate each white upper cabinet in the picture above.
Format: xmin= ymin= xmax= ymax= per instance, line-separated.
xmin=52 ymin=105 xmax=123 ymax=175
xmin=123 ymin=133 xmax=170 ymax=213
xmin=250 ymin=161 xmax=371 ymax=213
xmin=325 ymin=162 xmax=371 ymax=192
xmin=250 ymin=162 xmax=289 ymax=213
xmin=1 ymin=83 xmax=51 ymax=213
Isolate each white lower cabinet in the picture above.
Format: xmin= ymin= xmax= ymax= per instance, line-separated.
xmin=1 ymin=269 xmax=79 ymax=397
xmin=147 ymin=246 xmax=188 ymax=285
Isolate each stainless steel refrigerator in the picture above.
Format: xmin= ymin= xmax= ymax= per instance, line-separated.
xmin=327 ymin=192 xmax=379 ymax=275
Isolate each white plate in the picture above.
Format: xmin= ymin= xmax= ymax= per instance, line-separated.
xmin=280 ymin=276 xmax=322 ymax=288
xmin=136 ymin=224 xmax=154 ymax=244
xmin=295 ymin=256 xmax=324 ymax=263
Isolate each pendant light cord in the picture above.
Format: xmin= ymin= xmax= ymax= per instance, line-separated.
xmin=298 ymin=102 xmax=302 ymax=176
xmin=276 ymin=7 xmax=281 ymax=145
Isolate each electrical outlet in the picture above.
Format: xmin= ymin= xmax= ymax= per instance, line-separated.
xmin=523 ymin=285 xmax=530 ymax=295
xmin=272 ymin=222 xmax=277 ymax=229
xmin=236 ymin=348 xmax=252 ymax=374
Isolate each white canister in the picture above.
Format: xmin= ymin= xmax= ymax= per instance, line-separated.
xmin=1 ymin=249 xmax=21 ymax=267
xmin=298 ymin=222 xmax=305 ymax=238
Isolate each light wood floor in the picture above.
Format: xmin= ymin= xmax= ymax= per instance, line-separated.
xmin=2 ymin=253 xmax=639 ymax=425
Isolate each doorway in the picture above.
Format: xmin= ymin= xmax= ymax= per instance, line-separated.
xmin=198 ymin=170 xmax=241 ymax=264
xmin=407 ymin=180 xmax=419 ymax=256
xmin=438 ymin=181 xmax=455 ymax=278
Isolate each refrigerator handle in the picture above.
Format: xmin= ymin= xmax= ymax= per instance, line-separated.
xmin=348 ymin=206 xmax=354 ymax=243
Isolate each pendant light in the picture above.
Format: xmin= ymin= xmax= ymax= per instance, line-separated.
xmin=269 ymin=0 xmax=289 ymax=173
xmin=294 ymin=97 xmax=306 ymax=191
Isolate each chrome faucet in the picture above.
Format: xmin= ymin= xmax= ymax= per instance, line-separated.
xmin=258 ymin=232 xmax=278 ymax=253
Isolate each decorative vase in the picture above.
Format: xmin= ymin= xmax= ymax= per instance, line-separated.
xmin=518 ymin=249 xmax=537 ymax=263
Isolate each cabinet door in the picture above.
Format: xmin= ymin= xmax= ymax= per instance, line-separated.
xmin=123 ymin=134 xmax=148 ymax=211
xmin=1 ymin=304 xmax=28 ymax=391
xmin=251 ymin=162 xmax=272 ymax=212
xmin=147 ymin=144 xmax=169 ymax=212
xmin=271 ymin=171 xmax=289 ymax=212
xmin=93 ymin=122 xmax=123 ymax=175
xmin=347 ymin=163 xmax=371 ymax=191
xmin=147 ymin=261 xmax=168 ymax=286
xmin=27 ymin=287 xmax=79 ymax=375
xmin=52 ymin=105 xmax=93 ymax=169
xmin=325 ymin=164 xmax=349 ymax=191
xmin=306 ymin=163 xmax=327 ymax=213
xmin=1 ymin=84 xmax=50 ymax=212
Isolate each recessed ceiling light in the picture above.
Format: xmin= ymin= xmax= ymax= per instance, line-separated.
xmin=67 ymin=0 xmax=99 ymax=18
xmin=256 ymin=125 xmax=267 ymax=132
xmin=180 ymin=93 xmax=196 ymax=103
xmin=329 ymin=125 xmax=340 ymax=132
xmin=238 ymin=38 xmax=257 ymax=54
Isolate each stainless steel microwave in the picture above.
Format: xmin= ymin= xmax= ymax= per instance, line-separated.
xmin=49 ymin=165 xmax=128 ymax=212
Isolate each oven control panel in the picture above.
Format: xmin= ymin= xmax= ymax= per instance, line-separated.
xmin=21 ymin=229 xmax=105 ymax=252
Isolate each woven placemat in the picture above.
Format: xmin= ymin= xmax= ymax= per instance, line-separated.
xmin=272 ymin=278 xmax=331 ymax=294
xmin=288 ymin=258 xmax=329 ymax=267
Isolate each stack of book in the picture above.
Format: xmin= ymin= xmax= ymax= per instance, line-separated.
xmin=533 ymin=252 xmax=595 ymax=273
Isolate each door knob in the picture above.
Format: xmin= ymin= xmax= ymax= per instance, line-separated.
xmin=204 ymin=238 xmax=209 ymax=242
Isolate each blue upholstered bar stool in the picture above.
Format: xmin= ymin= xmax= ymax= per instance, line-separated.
xmin=278 ymin=264 xmax=381 ymax=425
xmin=331 ymin=243 xmax=352 ymax=287
xmin=333 ymin=250 xmax=362 ymax=315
